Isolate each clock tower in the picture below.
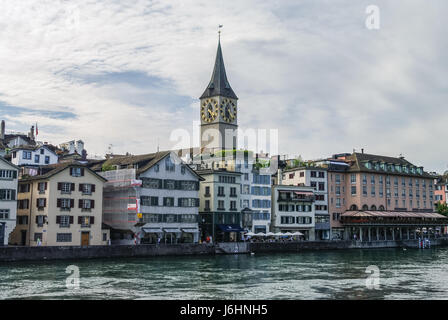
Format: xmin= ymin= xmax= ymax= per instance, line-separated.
xmin=200 ymin=38 xmax=238 ymax=152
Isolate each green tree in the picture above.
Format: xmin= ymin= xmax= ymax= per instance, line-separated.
xmin=435 ymin=202 xmax=448 ymax=216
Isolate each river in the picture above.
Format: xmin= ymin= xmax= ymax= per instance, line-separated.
xmin=1 ymin=247 xmax=447 ymax=299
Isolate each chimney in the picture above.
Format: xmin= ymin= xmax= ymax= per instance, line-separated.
xmin=361 ymin=148 xmax=364 ymax=154
xmin=69 ymin=141 xmax=75 ymax=154
xmin=29 ymin=125 xmax=35 ymax=141
xmin=76 ymin=140 xmax=84 ymax=154
xmin=0 ymin=120 xmax=5 ymax=140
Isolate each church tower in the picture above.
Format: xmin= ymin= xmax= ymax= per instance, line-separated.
xmin=200 ymin=37 xmax=238 ymax=153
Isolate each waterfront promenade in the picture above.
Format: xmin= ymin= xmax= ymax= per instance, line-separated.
xmin=1 ymin=238 xmax=448 ymax=262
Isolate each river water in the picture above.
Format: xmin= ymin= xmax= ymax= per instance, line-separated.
xmin=1 ymin=247 xmax=447 ymax=300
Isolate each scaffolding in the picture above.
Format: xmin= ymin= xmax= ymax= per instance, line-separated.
xmin=99 ymin=169 xmax=142 ymax=234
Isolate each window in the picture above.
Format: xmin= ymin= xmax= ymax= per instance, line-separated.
xmin=351 ymin=174 xmax=356 ymax=184
xmin=19 ymin=184 xmax=30 ymax=193
xmin=230 ymin=187 xmax=237 ymax=197
xmin=311 ymin=171 xmax=317 ymax=178
xmin=22 ymin=151 xmax=32 ymax=160
xmin=17 ymin=216 xmax=29 ymax=225
xmin=59 ymin=182 xmax=72 ymax=194
xmin=230 ymin=201 xmax=237 ymax=210
xmin=336 ymin=186 xmax=341 ymax=196
xmin=70 ymin=167 xmax=84 ymax=177
xmin=363 ymin=186 xmax=367 ymax=196
xmin=244 ymin=173 xmax=249 ymax=181
xmin=205 ymin=200 xmax=210 ymax=210
xmin=37 ymin=198 xmax=46 ymax=209
xmin=0 ymin=170 xmax=16 ymax=180
xmin=178 ymin=181 xmax=198 ymax=190
xmin=79 ymin=199 xmax=95 ymax=210
xmin=351 ymin=186 xmax=356 ymax=196
xmin=79 ymin=216 xmax=92 ymax=227
xmin=371 ymin=185 xmax=376 ymax=196
xmin=318 ymin=172 xmax=325 ymax=178
xmin=163 ymin=197 xmax=175 ymax=207
xmin=217 ymin=200 xmax=225 ymax=210
xmin=335 ymin=174 xmax=341 ymax=184
xmin=0 ymin=189 xmax=15 ymax=201
xmin=34 ymin=154 xmax=40 ymax=163
xmin=34 ymin=233 xmax=43 ymax=241
xmin=38 ymin=182 xmax=47 ymax=193
xmin=219 ymin=176 xmax=236 ymax=184
xmin=205 ymin=186 xmax=210 ymax=196
xmin=218 ymin=186 xmax=225 ymax=196
xmin=80 ymin=184 xmax=94 ymax=194
xmin=154 ymin=164 xmax=159 ymax=172
xmin=362 ymin=175 xmax=367 ymax=185
xmin=140 ymin=196 xmax=159 ymax=206
xmin=0 ymin=209 xmax=10 ymax=219
xmin=18 ymin=199 xmax=29 ymax=209
xmin=181 ymin=166 xmax=186 ymax=175
xmin=58 ymin=215 xmax=71 ymax=228
xmin=40 ymin=149 xmax=45 ymax=155
xmin=178 ymin=198 xmax=199 ymax=207
xmin=56 ymin=233 xmax=72 ymax=242
xmin=141 ymin=178 xmax=162 ymax=189
xmin=165 ymin=157 xmax=175 ymax=172
xmin=318 ymin=182 xmax=325 ymax=191
xmin=164 ymin=180 xmax=176 ymax=190
xmin=57 ymin=198 xmax=73 ymax=210
xmin=45 ymin=156 xmax=50 ymax=164
xmin=35 ymin=215 xmax=45 ymax=227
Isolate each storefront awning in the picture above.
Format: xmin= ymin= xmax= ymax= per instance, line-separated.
xmin=163 ymin=228 xmax=182 ymax=234
xmin=142 ymin=227 xmax=163 ymax=234
xmin=217 ymin=224 xmax=245 ymax=232
xmin=181 ymin=228 xmax=199 ymax=234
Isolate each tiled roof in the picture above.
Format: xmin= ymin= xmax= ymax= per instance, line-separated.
xmin=20 ymin=161 xmax=107 ymax=182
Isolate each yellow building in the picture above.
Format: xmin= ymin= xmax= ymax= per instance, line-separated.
xmin=9 ymin=162 xmax=108 ymax=246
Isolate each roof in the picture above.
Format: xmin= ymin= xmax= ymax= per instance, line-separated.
xmin=90 ymin=151 xmax=204 ymax=180
xmin=200 ymin=40 xmax=238 ymax=100
xmin=283 ymin=166 xmax=328 ymax=173
xmin=0 ymin=156 xmax=19 ymax=170
xmin=346 ymin=152 xmax=433 ymax=178
xmin=20 ymin=161 xmax=107 ymax=183
xmin=342 ymin=210 xmax=447 ymax=219
xmin=10 ymin=144 xmax=58 ymax=155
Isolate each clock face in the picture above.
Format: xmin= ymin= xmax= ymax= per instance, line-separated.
xmin=201 ymin=99 xmax=218 ymax=123
xmin=220 ymin=99 xmax=237 ymax=123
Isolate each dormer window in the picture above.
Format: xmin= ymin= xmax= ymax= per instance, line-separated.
xmin=395 ymin=165 xmax=401 ymax=172
xmin=364 ymin=162 xmax=371 ymax=169
xmin=70 ymin=167 xmax=84 ymax=177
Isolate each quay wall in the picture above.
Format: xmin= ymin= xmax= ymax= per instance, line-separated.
xmin=1 ymin=239 xmax=448 ymax=262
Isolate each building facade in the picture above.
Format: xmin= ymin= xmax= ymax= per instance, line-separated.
xmin=271 ymin=185 xmax=316 ymax=240
xmin=9 ymin=162 xmax=107 ymax=246
xmin=92 ymin=151 xmax=203 ymax=245
xmin=435 ymin=177 xmax=448 ymax=205
xmin=197 ymin=168 xmax=243 ymax=242
xmin=0 ymin=157 xmax=19 ymax=245
xmin=281 ymin=167 xmax=330 ymax=240
xmin=10 ymin=145 xmax=59 ymax=169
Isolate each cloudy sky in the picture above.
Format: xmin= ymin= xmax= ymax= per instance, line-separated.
xmin=0 ymin=0 xmax=447 ymax=173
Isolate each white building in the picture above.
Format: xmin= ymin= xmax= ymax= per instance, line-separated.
xmin=281 ymin=167 xmax=330 ymax=240
xmin=0 ymin=157 xmax=19 ymax=245
xmin=92 ymin=151 xmax=203 ymax=244
xmin=271 ymin=184 xmax=316 ymax=240
xmin=10 ymin=145 xmax=59 ymax=168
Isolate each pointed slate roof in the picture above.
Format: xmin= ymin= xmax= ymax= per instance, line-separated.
xmin=200 ymin=40 xmax=238 ymax=100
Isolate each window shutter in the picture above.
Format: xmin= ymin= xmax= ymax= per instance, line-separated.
xmin=57 ymin=199 xmax=61 ymax=207
xmin=57 ymin=183 xmax=62 ymax=191
xmin=70 ymin=199 xmax=74 ymax=208
xmin=35 ymin=216 xmax=38 ymax=224
xmin=78 ymin=216 xmax=82 ymax=224
xmin=43 ymin=199 xmax=46 ymax=207
xmin=69 ymin=216 xmax=74 ymax=224
xmin=13 ymin=171 xmax=17 ymax=179
xmin=56 ymin=216 xmax=61 ymax=224
xmin=79 ymin=199 xmax=83 ymax=208
xmin=36 ymin=199 xmax=39 ymax=207
xmin=70 ymin=168 xmax=73 ymax=176
xmin=79 ymin=184 xmax=83 ymax=192
xmin=44 ymin=182 xmax=48 ymax=190
xmin=178 ymin=198 xmax=181 ymax=207
xmin=91 ymin=200 xmax=95 ymax=209
xmin=80 ymin=168 xmax=85 ymax=176
xmin=11 ymin=191 xmax=16 ymax=201
xmin=90 ymin=216 xmax=95 ymax=225
xmin=71 ymin=183 xmax=75 ymax=191
xmin=91 ymin=184 xmax=95 ymax=192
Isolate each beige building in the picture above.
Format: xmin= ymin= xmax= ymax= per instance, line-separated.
xmin=9 ymin=162 xmax=108 ymax=246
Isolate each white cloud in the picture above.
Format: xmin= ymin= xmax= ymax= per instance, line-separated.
xmin=0 ymin=0 xmax=447 ymax=172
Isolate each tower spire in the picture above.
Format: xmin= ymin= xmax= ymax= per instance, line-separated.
xmin=200 ymin=28 xmax=238 ymax=100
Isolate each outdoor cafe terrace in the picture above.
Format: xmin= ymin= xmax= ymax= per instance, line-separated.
xmin=341 ymin=211 xmax=448 ymax=226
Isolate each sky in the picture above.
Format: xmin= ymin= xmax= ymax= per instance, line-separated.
xmin=0 ymin=0 xmax=447 ymax=173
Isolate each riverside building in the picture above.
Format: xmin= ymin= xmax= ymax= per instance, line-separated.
xmin=0 ymin=157 xmax=19 ymax=245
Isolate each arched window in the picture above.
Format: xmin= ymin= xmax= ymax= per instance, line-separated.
xmin=371 ymin=205 xmax=377 ymax=211
xmin=362 ymin=204 xmax=369 ymax=211
xmin=378 ymin=205 xmax=385 ymax=211
xmin=350 ymin=204 xmax=358 ymax=211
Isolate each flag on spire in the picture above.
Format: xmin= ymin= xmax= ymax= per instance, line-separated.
xmin=36 ymin=123 xmax=38 ymax=136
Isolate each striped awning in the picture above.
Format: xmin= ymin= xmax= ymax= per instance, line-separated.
xmin=342 ymin=211 xmax=447 ymax=219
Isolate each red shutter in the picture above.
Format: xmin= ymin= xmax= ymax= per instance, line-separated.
xmin=91 ymin=184 xmax=95 ymax=192
xmin=57 ymin=199 xmax=61 ymax=207
xmin=70 ymin=199 xmax=74 ymax=208
xmin=79 ymin=199 xmax=83 ymax=208
xmin=57 ymin=183 xmax=62 ymax=190
xmin=90 ymin=216 xmax=95 ymax=225
xmin=91 ymin=200 xmax=95 ymax=209
xmin=78 ymin=216 xmax=82 ymax=224
xmin=69 ymin=216 xmax=74 ymax=224
xmin=71 ymin=183 xmax=75 ymax=191
xmin=79 ymin=184 xmax=83 ymax=192
xmin=56 ymin=216 xmax=61 ymax=224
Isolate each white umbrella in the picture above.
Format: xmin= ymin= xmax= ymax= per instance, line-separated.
xmin=274 ymin=232 xmax=284 ymax=237
xmin=284 ymin=232 xmax=293 ymax=236
xmin=255 ymin=232 xmax=265 ymax=237
xmin=266 ymin=232 xmax=275 ymax=236
xmin=292 ymin=231 xmax=304 ymax=236
xmin=245 ymin=232 xmax=256 ymax=236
